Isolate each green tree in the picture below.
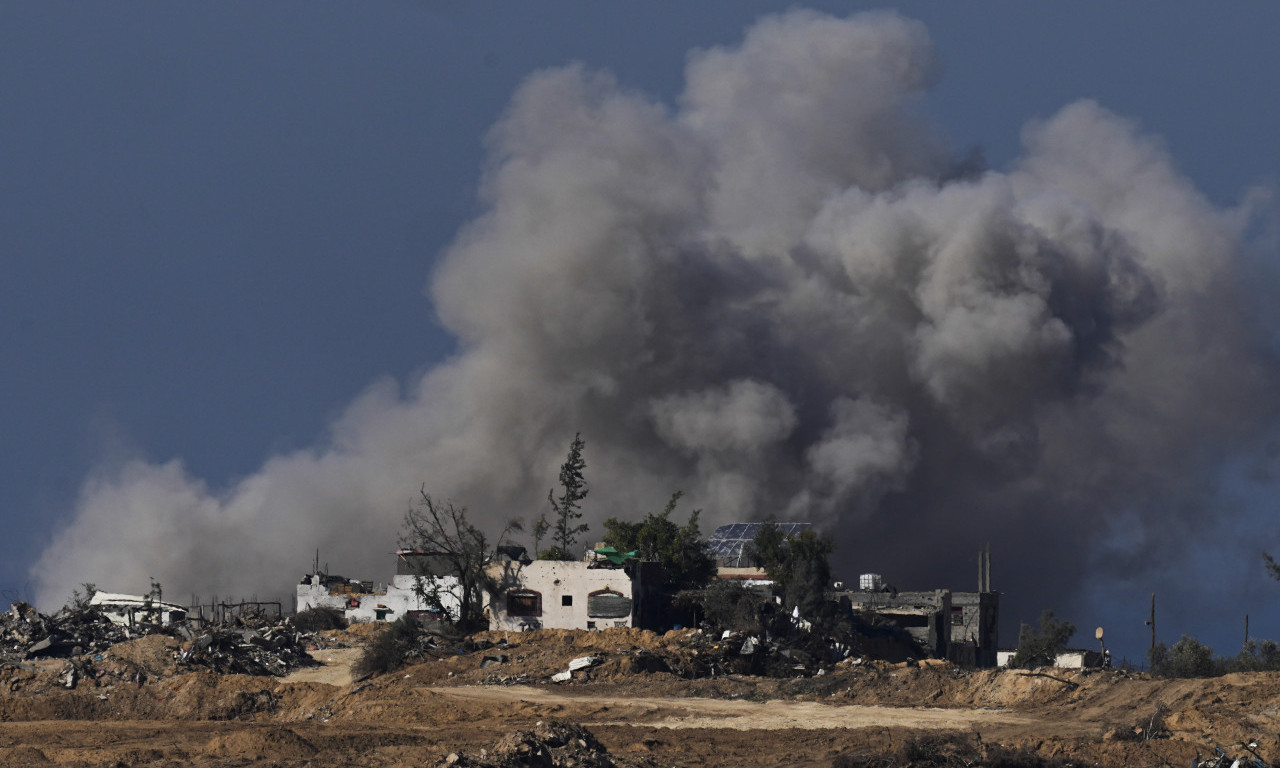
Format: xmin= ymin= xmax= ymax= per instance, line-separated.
xmin=401 ymin=487 xmax=520 ymax=630
xmin=602 ymin=491 xmax=716 ymax=594
xmin=1149 ymin=635 xmax=1215 ymax=677
xmin=1010 ymin=610 xmax=1075 ymax=668
xmin=750 ymin=518 xmax=834 ymax=620
xmin=532 ymin=514 xmax=551 ymax=559
xmin=546 ymin=433 xmax=589 ymax=560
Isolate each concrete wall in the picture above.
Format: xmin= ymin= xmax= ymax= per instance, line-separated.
xmin=842 ymin=589 xmax=952 ymax=659
xmin=295 ymin=572 xmax=460 ymax=623
xmin=485 ymin=560 xmax=634 ymax=631
xmin=949 ymin=591 xmax=999 ymax=668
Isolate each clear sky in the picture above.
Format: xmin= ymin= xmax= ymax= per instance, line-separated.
xmin=4 ymin=3 xmax=1280 ymax=663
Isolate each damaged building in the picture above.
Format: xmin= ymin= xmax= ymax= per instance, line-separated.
xmin=485 ymin=547 xmax=665 ymax=632
xmin=295 ymin=550 xmax=460 ymax=623
xmin=836 ymin=548 xmax=999 ymax=667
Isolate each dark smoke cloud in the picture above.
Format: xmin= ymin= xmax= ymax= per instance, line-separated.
xmin=32 ymin=11 xmax=1280 ymax=645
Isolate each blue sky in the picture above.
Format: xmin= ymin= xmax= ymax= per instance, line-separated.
xmin=4 ymin=3 xmax=1280 ymax=661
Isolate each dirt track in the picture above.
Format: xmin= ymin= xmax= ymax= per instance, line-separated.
xmin=3 ymin=627 xmax=1280 ymax=767
xmin=426 ymin=684 xmax=1040 ymax=732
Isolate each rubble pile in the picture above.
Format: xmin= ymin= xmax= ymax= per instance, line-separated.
xmin=2 ymin=601 xmax=319 ymax=679
xmin=434 ymin=721 xmax=615 ymax=768
xmin=174 ymin=624 xmax=318 ymax=677
xmin=0 ymin=602 xmax=134 ymax=662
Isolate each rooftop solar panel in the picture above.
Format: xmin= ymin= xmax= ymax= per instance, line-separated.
xmin=706 ymin=522 xmax=812 ymax=567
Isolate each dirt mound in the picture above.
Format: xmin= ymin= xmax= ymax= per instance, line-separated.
xmin=205 ymin=725 xmax=319 ymax=758
xmin=0 ymin=745 xmax=52 ymax=765
xmin=102 ymin=633 xmax=181 ymax=677
xmin=433 ymin=721 xmax=615 ymax=768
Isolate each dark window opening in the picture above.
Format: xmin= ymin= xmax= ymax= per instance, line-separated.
xmin=507 ymin=590 xmax=542 ymax=617
xmin=889 ymin=613 xmax=931 ymax=628
xmin=587 ymin=588 xmax=633 ymax=619
xmin=561 ymin=595 xmax=573 ymax=607
xmin=951 ymin=607 xmax=964 ymax=626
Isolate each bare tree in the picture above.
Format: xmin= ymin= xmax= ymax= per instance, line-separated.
xmin=400 ymin=486 xmax=520 ymax=631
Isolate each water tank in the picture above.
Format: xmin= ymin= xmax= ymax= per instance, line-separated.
xmin=858 ymin=573 xmax=883 ymax=591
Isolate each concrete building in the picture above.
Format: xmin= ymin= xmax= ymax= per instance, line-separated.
xmin=833 ymin=548 xmax=1000 ymax=666
xmin=90 ymin=592 xmax=189 ymax=627
xmin=484 ymin=559 xmax=639 ymax=632
xmin=295 ymin=550 xmax=460 ymax=623
xmin=948 ymin=548 xmax=999 ymax=667
xmin=840 ymin=582 xmax=953 ymax=659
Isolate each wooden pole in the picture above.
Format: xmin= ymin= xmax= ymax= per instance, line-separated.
xmin=1147 ymin=593 xmax=1156 ymax=651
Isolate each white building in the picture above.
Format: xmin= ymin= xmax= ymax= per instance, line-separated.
xmin=295 ymin=551 xmax=460 ymax=623
xmin=485 ymin=559 xmax=636 ymax=632
xmin=90 ymin=592 xmax=189 ymax=627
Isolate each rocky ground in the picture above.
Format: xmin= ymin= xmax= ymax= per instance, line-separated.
xmin=2 ymin=625 xmax=1279 ymax=767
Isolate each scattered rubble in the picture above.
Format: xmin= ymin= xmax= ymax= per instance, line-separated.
xmin=433 ymin=721 xmax=615 ymax=768
xmin=2 ymin=600 xmax=319 ymax=678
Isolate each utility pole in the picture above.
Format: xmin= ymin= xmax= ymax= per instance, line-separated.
xmin=1145 ymin=592 xmax=1156 ymax=651
xmin=1245 ymin=614 xmax=1250 ymax=647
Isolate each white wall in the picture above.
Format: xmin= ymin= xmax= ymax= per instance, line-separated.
xmin=295 ymin=573 xmax=460 ymax=623
xmin=485 ymin=560 xmax=633 ymax=631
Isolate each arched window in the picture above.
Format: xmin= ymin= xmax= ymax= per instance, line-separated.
xmin=506 ymin=590 xmax=542 ymax=617
xmin=587 ymin=588 xmax=632 ymax=619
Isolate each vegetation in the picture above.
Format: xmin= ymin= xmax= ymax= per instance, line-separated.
xmin=64 ymin=582 xmax=98 ymax=613
xmin=354 ymin=615 xmax=421 ymax=678
xmin=545 ymin=433 xmax=589 ymax=560
xmin=751 ymin=518 xmax=835 ymax=621
xmin=1010 ymin=610 xmax=1075 ymax=668
xmin=400 ymin=487 xmax=520 ymax=631
xmin=676 ymin=579 xmax=765 ymax=633
xmin=602 ymin=491 xmax=716 ymax=594
xmin=1147 ymin=635 xmax=1280 ymax=677
xmin=292 ymin=606 xmax=348 ymax=631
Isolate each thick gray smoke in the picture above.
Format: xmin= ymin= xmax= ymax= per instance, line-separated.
xmin=32 ymin=11 xmax=1280 ymax=645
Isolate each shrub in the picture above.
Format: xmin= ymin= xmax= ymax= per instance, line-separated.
xmin=291 ymin=607 xmax=347 ymax=632
xmin=353 ymin=616 xmax=420 ymax=679
xmin=1010 ymin=610 xmax=1075 ymax=668
xmin=686 ymin=579 xmax=766 ymax=633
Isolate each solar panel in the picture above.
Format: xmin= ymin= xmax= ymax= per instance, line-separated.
xmin=706 ymin=522 xmax=812 ymax=567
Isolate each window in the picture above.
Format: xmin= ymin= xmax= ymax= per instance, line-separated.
xmin=951 ymin=607 xmax=964 ymax=626
xmin=561 ymin=595 xmax=573 ymax=607
xmin=506 ymin=590 xmax=542 ymax=617
xmin=587 ymin=588 xmax=632 ymax=619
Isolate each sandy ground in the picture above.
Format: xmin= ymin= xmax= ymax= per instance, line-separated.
xmin=3 ymin=627 xmax=1279 ymax=767
xmin=425 ymin=684 xmax=1040 ymax=732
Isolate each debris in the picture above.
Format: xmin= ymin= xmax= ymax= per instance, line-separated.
xmin=567 ymin=655 xmax=598 ymax=672
xmin=2 ymin=599 xmax=320 ymax=678
xmin=431 ymin=721 xmax=615 ymax=768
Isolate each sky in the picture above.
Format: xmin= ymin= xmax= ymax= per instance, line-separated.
xmin=4 ymin=3 xmax=1280 ymax=664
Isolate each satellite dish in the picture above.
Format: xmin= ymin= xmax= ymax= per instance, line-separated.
xmin=1095 ymin=626 xmax=1104 ymax=640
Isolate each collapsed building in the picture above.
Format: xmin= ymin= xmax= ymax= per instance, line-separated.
xmin=295 ymin=550 xmax=460 ymax=623
xmin=835 ymin=548 xmax=999 ymax=667
xmin=708 ymin=523 xmax=1000 ymax=667
xmin=89 ymin=591 xmax=189 ymax=627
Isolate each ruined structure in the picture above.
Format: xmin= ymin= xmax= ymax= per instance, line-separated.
xmin=834 ymin=548 xmax=1000 ymax=667
xmin=90 ymin=591 xmax=189 ymax=627
xmin=295 ymin=550 xmax=460 ymax=623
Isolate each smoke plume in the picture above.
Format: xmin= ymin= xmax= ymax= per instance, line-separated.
xmin=32 ymin=11 xmax=1280 ymax=647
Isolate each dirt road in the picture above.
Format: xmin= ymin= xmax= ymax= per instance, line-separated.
xmin=426 ymin=684 xmax=1039 ymax=732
